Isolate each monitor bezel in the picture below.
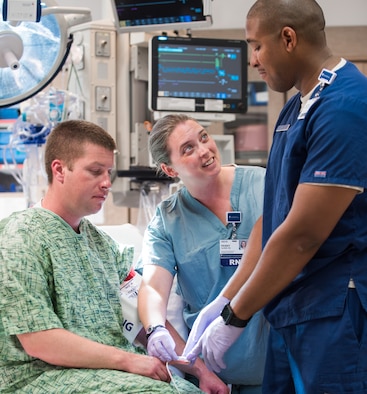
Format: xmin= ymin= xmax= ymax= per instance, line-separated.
xmin=149 ymin=35 xmax=248 ymax=114
xmin=110 ymin=0 xmax=212 ymax=34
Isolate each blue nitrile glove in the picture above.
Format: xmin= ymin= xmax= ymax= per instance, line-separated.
xmin=147 ymin=326 xmax=178 ymax=362
xmin=182 ymin=294 xmax=230 ymax=361
xmin=189 ymin=316 xmax=243 ymax=373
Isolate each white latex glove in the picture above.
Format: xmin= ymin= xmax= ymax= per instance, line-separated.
xmin=182 ymin=295 xmax=229 ymax=361
xmin=189 ymin=316 xmax=244 ymax=373
xmin=147 ymin=326 xmax=178 ymax=362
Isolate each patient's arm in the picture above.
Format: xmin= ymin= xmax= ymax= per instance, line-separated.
xmin=131 ymin=315 xmax=228 ymax=393
xmin=166 ymin=321 xmax=229 ymax=394
xmin=138 ymin=265 xmax=229 ymax=393
xmin=17 ymin=328 xmax=170 ymax=382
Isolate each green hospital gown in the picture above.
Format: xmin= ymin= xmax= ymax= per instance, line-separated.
xmin=0 ymin=208 xmax=202 ymax=393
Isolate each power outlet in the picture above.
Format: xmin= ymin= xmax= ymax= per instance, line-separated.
xmin=95 ymin=32 xmax=111 ymax=57
xmin=95 ymin=86 xmax=111 ymax=111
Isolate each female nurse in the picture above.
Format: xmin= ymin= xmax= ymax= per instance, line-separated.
xmin=138 ymin=114 xmax=269 ymax=394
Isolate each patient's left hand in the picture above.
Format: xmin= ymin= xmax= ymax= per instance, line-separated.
xmin=198 ymin=370 xmax=230 ymax=394
xmin=176 ymin=351 xmax=230 ymax=394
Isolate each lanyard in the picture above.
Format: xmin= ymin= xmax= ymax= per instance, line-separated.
xmin=299 ymin=68 xmax=337 ymax=120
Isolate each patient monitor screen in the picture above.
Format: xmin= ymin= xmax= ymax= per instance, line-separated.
xmin=112 ymin=0 xmax=211 ymax=32
xmin=149 ymin=35 xmax=248 ymax=114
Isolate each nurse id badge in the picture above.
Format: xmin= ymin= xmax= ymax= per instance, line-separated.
xmin=220 ymin=239 xmax=247 ymax=266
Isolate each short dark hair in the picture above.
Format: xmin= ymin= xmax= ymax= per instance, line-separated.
xmin=45 ymin=120 xmax=116 ymax=183
xmin=248 ymin=0 xmax=326 ymax=46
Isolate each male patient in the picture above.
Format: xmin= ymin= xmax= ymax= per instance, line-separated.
xmin=0 ymin=119 xmax=226 ymax=393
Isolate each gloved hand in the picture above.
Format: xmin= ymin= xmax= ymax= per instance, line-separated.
xmin=147 ymin=326 xmax=178 ymax=362
xmin=188 ymin=316 xmax=244 ymax=373
xmin=182 ymin=294 xmax=230 ymax=361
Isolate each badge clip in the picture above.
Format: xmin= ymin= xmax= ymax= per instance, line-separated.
xmin=318 ymin=68 xmax=337 ymax=85
xmin=226 ymin=211 xmax=241 ymax=223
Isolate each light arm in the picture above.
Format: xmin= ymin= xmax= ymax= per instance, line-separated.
xmin=138 ymin=264 xmax=174 ymax=328
xmin=17 ymin=328 xmax=170 ymax=381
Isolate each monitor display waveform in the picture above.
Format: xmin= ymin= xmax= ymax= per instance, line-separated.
xmin=157 ymin=45 xmax=242 ymax=99
xmin=158 ymin=64 xmax=216 ymax=76
xmin=150 ymin=36 xmax=248 ymax=114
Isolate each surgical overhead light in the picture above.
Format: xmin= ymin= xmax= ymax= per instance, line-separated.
xmin=0 ymin=31 xmax=23 ymax=70
xmin=0 ymin=0 xmax=91 ymax=108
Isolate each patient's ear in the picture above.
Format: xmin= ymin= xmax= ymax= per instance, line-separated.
xmin=52 ymin=159 xmax=66 ymax=183
xmin=161 ymin=163 xmax=178 ymax=178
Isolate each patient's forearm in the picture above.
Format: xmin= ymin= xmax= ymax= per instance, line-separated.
xmin=165 ymin=321 xmax=229 ymax=392
xmin=18 ymin=328 xmax=136 ymax=370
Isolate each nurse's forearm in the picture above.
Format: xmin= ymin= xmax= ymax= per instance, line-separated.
xmin=138 ymin=281 xmax=169 ymax=328
xmin=230 ymin=228 xmax=316 ymax=321
xmin=138 ymin=265 xmax=174 ymax=329
xmin=230 ymin=183 xmax=358 ymax=320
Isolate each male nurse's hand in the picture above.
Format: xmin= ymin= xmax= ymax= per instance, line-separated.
xmin=147 ymin=326 xmax=178 ymax=362
xmin=182 ymin=295 xmax=229 ymax=361
xmin=187 ymin=316 xmax=243 ymax=373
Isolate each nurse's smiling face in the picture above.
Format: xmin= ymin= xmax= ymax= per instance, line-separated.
xmin=161 ymin=119 xmax=221 ymax=182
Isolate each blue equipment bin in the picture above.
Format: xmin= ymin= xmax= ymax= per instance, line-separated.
xmin=0 ymin=131 xmax=27 ymax=164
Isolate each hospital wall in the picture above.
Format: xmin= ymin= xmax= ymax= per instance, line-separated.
xmin=112 ymin=26 xmax=367 ymax=226
xmin=1 ymin=0 xmax=367 ymax=226
xmin=56 ymin=0 xmax=367 ymax=29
